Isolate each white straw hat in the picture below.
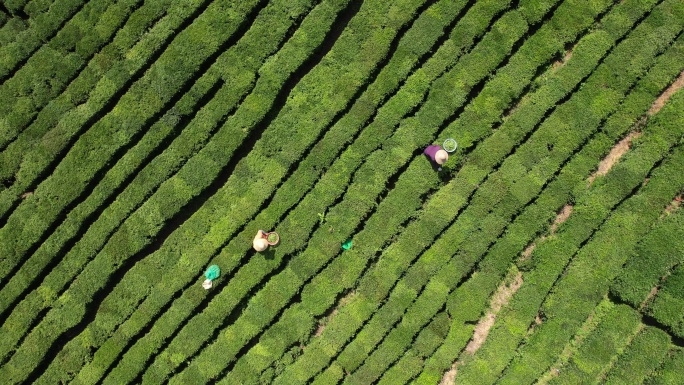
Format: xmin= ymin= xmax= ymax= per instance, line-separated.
xmin=435 ymin=149 xmax=449 ymax=165
xmin=253 ymin=238 xmax=268 ymax=252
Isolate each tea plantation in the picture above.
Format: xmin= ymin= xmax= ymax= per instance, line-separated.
xmin=0 ymin=0 xmax=683 ymax=383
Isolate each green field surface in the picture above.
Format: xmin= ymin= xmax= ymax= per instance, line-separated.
xmin=0 ymin=0 xmax=683 ymax=384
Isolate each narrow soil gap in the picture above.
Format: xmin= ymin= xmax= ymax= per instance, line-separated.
xmin=647 ymin=70 xmax=684 ymax=115
xmin=522 ymin=311 xmax=546 ymax=341
xmin=439 ymin=364 xmax=459 ymax=385
xmin=588 ymin=131 xmax=642 ymax=185
xmin=638 ymin=264 xmax=679 ymax=310
xmin=520 ymin=241 xmax=537 ymax=261
xmin=520 ymin=204 xmax=573 ymax=262
xmin=550 ymin=204 xmax=573 ymax=234
xmin=465 ymin=271 xmax=523 ymax=355
xmin=551 ymin=41 xmax=575 ymax=71
xmin=313 ymin=291 xmax=356 ymax=338
xmin=441 ymin=271 xmax=523 ymax=385
xmin=640 ymin=285 xmax=661 ymax=310
xmin=540 ymin=299 xmax=613 ymax=383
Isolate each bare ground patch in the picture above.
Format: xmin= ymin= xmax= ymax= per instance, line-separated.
xmin=439 ymin=364 xmax=459 ymax=385
xmin=552 ymin=49 xmax=574 ymax=71
xmin=440 ymin=272 xmax=524 ymax=385
xmin=313 ymin=291 xmax=356 ymax=338
xmin=520 ymin=242 xmax=537 ymax=261
xmin=662 ymin=195 xmax=682 ymax=218
xmin=640 ymin=286 xmax=661 ymax=311
xmin=588 ymin=132 xmax=642 ymax=185
xmin=519 ymin=205 xmax=573 ymax=262
xmin=314 ymin=309 xmax=337 ymax=337
xmin=521 ymin=313 xmax=544 ymax=342
xmin=465 ymin=272 xmax=524 ymax=355
xmin=648 ymin=71 xmax=684 ymax=115
xmin=639 ymin=269 xmax=676 ymax=310
xmin=550 ymin=204 xmax=573 ymax=233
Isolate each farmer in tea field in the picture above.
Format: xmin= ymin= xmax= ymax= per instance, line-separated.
xmin=424 ymin=144 xmax=449 ymax=171
xmin=253 ymin=229 xmax=280 ymax=251
xmin=253 ymin=230 xmax=269 ymax=252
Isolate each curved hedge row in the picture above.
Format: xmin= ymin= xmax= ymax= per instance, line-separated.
xmin=0 ymin=0 xmax=324 ymax=368
xmin=455 ymin=87 xmax=684 ymax=384
xmin=545 ymin=303 xmax=641 ymax=384
xmin=82 ymin=0 xmax=495 ymax=383
xmin=288 ymin=1 xmax=684 ymax=382
xmin=0 ymin=0 xmax=140 ymax=150
xmin=645 ymin=263 xmax=684 ymax=337
xmin=1 ymin=0 xmax=683 ymax=383
xmin=611 ymin=208 xmax=684 ymax=309
xmin=0 ymin=0 xmax=173 ymax=187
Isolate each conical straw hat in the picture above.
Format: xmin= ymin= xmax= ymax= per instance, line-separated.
xmin=435 ymin=149 xmax=449 ymax=165
xmin=253 ymin=238 xmax=268 ymax=251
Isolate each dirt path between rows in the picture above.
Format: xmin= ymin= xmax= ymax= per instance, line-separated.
xmin=588 ymin=132 xmax=642 ymax=185
xmin=520 ymin=204 xmax=573 ymax=261
xmin=465 ymin=272 xmax=524 ymax=354
xmin=440 ymin=272 xmax=524 ymax=385
xmin=440 ymin=71 xmax=684 ymax=385
xmin=552 ymin=49 xmax=574 ymax=71
xmin=648 ymin=71 xmax=684 ymax=115
xmin=313 ymin=291 xmax=356 ymax=338
xmin=587 ymin=71 xmax=684 ymax=186
xmin=662 ymin=195 xmax=682 ymax=218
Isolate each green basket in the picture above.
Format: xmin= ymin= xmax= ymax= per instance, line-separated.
xmin=266 ymin=232 xmax=280 ymax=245
xmin=443 ymin=138 xmax=457 ymax=153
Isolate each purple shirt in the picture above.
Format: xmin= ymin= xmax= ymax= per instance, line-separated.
xmin=423 ymin=145 xmax=441 ymax=163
